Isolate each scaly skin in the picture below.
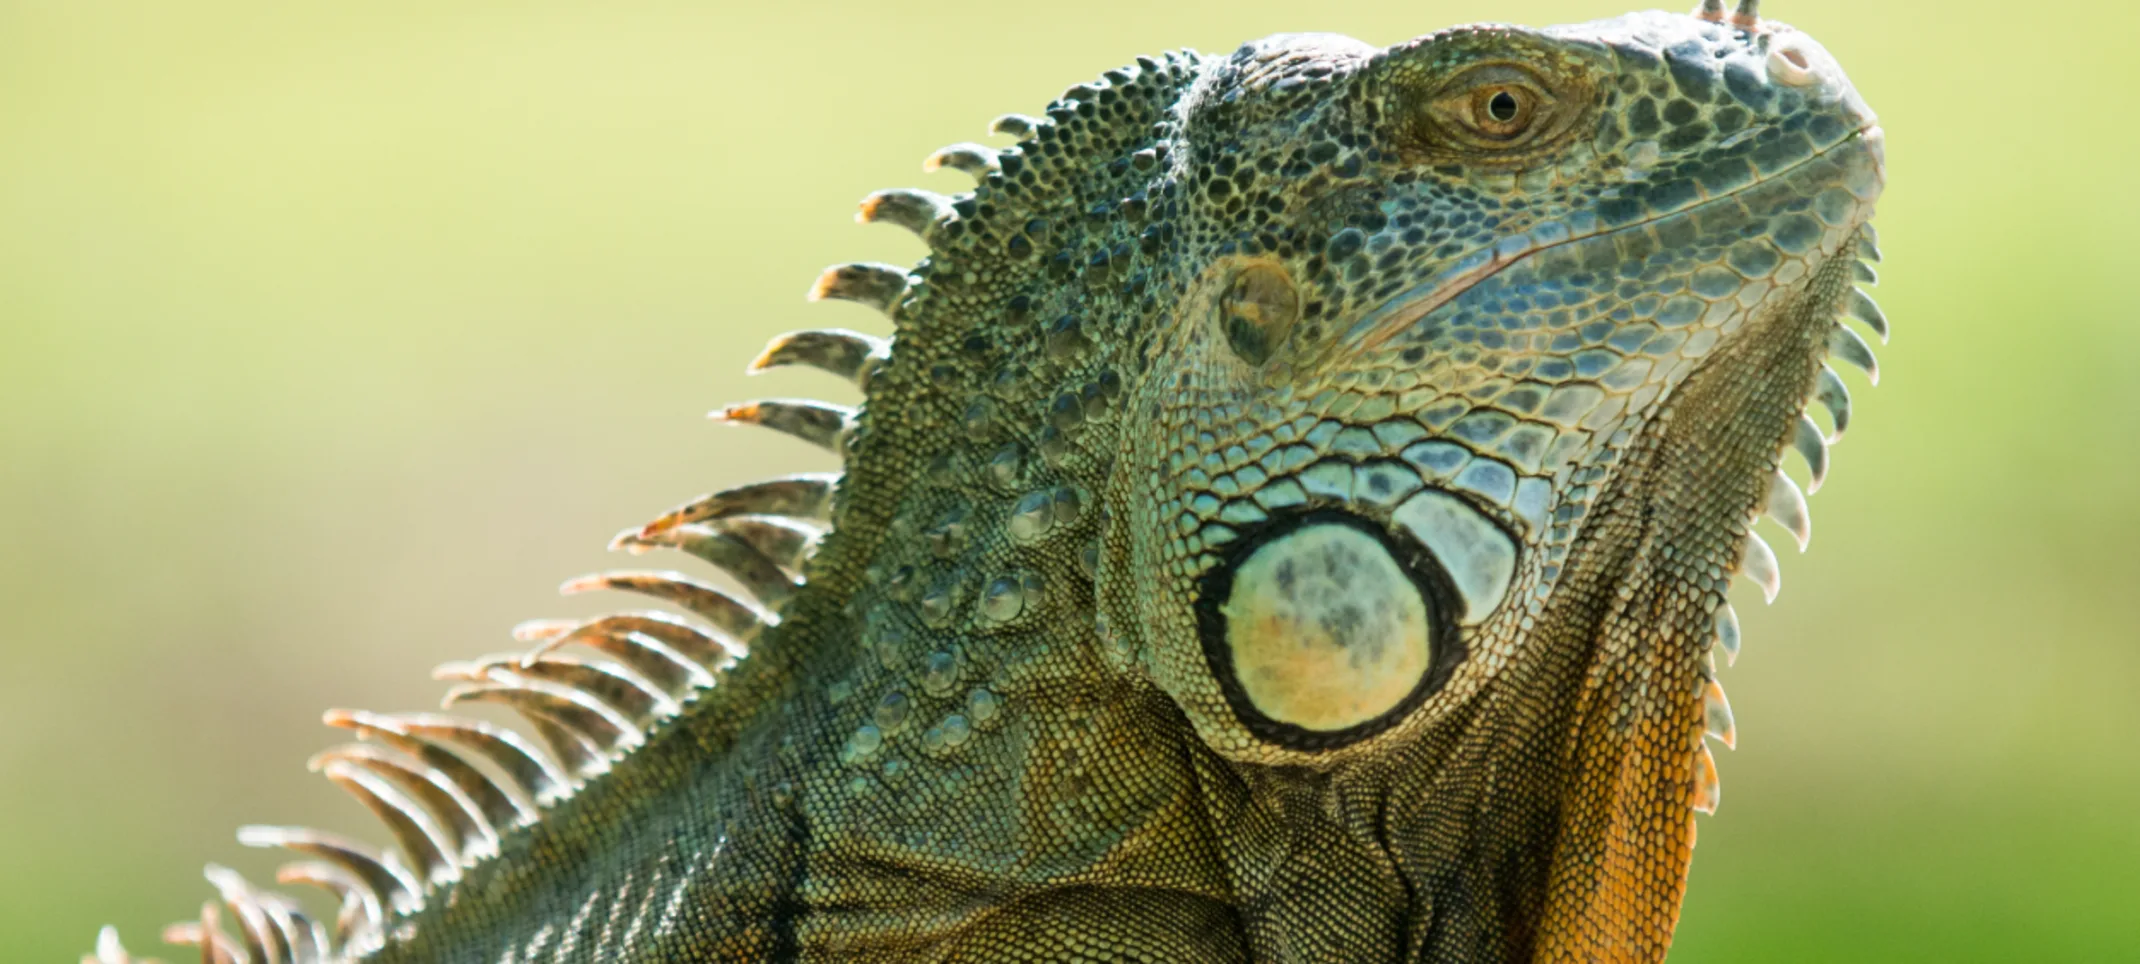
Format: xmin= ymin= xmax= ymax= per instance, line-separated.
xmin=89 ymin=4 xmax=1887 ymax=962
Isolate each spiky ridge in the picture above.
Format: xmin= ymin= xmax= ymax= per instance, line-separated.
xmin=90 ymin=48 xmax=1221 ymax=964
xmin=105 ymin=467 xmax=809 ymax=962
xmin=93 ymin=439 xmax=827 ymax=961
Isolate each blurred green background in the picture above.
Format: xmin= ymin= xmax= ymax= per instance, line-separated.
xmin=3 ymin=1 xmax=2135 ymax=960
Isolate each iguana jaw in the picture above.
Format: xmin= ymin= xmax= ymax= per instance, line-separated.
xmin=1407 ymin=121 xmax=1885 ymax=964
xmin=1356 ymin=225 xmax=1877 ymax=961
xmin=1559 ymin=237 xmax=1870 ymax=937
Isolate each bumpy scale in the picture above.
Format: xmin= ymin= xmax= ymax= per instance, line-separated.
xmin=86 ymin=2 xmax=1887 ymax=961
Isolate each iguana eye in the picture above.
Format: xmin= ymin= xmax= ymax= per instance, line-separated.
xmin=1420 ymin=65 xmax=1564 ymax=152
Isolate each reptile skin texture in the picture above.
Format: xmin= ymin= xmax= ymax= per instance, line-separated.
xmin=85 ymin=3 xmax=1888 ymax=961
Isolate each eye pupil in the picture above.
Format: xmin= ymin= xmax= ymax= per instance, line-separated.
xmin=1487 ymin=90 xmax=1521 ymax=123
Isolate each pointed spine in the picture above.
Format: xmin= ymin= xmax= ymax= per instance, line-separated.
xmin=635 ymin=473 xmax=839 ymax=539
xmin=809 ymin=262 xmax=909 ymax=315
xmin=327 ymin=710 xmax=570 ymax=810
xmin=1692 ymin=743 xmax=1722 ymax=814
xmin=701 ymin=516 xmax=823 ymax=574
xmin=1792 ymin=413 xmax=1830 ymax=493
xmin=513 ymin=614 xmax=732 ymax=670
xmin=611 ymin=523 xmax=802 ymax=610
xmin=310 ymin=743 xmax=500 ymax=863
xmin=512 ymin=653 xmax=678 ymax=727
xmin=711 ymin=399 xmax=857 ymax=456
xmin=251 ymin=892 xmax=326 ymax=964
xmin=442 ymin=674 xmax=643 ymax=755
xmin=1766 ymin=469 xmax=1811 ymax=551
xmin=857 ymin=189 xmax=952 ymax=239
xmin=318 ymin=761 xmax=460 ymax=889
xmin=280 ymin=862 xmax=381 ymax=957
xmin=515 ymin=610 xmax=743 ymax=669
xmin=161 ymin=903 xmax=242 ymax=964
xmin=1845 ymin=287 xmax=1889 ymax=343
xmin=527 ymin=714 xmax=610 ymax=780
xmin=1702 ymin=680 xmax=1738 ymax=749
xmin=561 ymin=570 xmax=772 ymax=642
xmin=200 ymin=866 xmax=279 ymax=964
xmin=323 ymin=709 xmax=537 ymax=832
xmin=748 ymin=329 xmax=886 ymax=388
xmin=1714 ymin=602 xmax=1742 ymax=666
xmin=238 ymin=826 xmax=421 ymax=917
xmin=1739 ymin=532 xmax=1781 ymax=604
xmin=1814 ymin=365 xmax=1852 ymax=439
xmin=990 ymin=114 xmax=1041 ymax=137
xmin=86 ymin=926 xmax=142 ymax=964
xmin=1828 ymin=324 xmax=1880 ymax=384
xmin=522 ymin=624 xmax=714 ymax=698
xmin=924 ymin=142 xmax=1001 ymax=177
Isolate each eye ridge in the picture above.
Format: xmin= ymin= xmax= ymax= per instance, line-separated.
xmin=1192 ymin=509 xmax=1471 ymax=752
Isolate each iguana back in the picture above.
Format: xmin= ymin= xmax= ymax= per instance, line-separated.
xmin=85 ymin=2 xmax=1889 ymax=961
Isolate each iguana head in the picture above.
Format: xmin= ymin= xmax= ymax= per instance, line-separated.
xmin=1108 ymin=6 xmax=1881 ymax=762
xmin=1090 ymin=3 xmax=1883 ymax=955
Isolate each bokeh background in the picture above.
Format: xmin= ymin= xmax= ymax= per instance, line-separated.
xmin=4 ymin=0 xmax=2135 ymax=960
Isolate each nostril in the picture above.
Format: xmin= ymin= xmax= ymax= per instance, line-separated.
xmin=1767 ymin=43 xmax=1818 ymax=87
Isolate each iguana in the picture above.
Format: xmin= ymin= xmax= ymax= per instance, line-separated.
xmin=84 ymin=1 xmax=1888 ymax=960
